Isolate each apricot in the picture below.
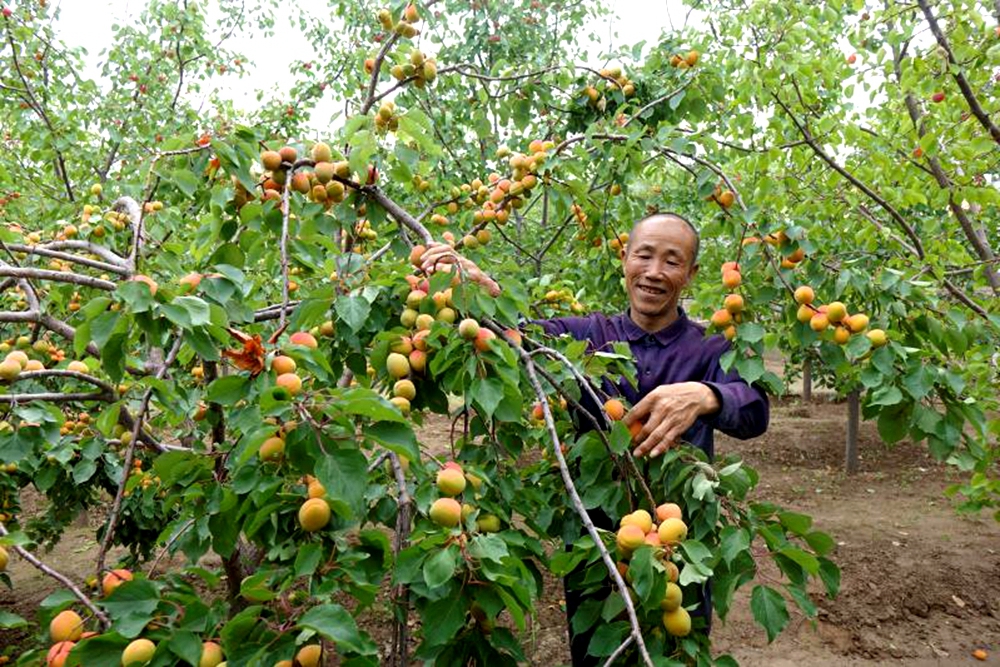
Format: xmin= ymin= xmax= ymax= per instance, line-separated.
xmin=846 ymin=313 xmax=869 ymax=333
xmin=278 ymin=146 xmax=298 ymax=163
xmin=415 ymin=313 xmax=435 ymax=331
xmin=436 ymin=307 xmax=456 ymax=324
xmin=390 ymin=396 xmax=411 ymax=414
xmin=721 ymin=269 xmax=741 ymax=289
xmin=121 ymin=638 xmax=156 ymax=665
xmin=298 ymin=498 xmax=331 ymax=532
xmin=721 ymin=261 xmax=740 ymax=273
xmin=179 ymin=272 xmax=203 ymax=291
xmin=0 ymin=359 xmax=20 ymax=380
xmin=476 ymin=514 xmax=501 ymax=532
xmin=644 ymin=531 xmax=661 ymax=547
xmin=47 ymin=641 xmax=75 ymax=667
xmin=412 ymin=330 xmax=430 ymax=351
xmin=473 ymin=328 xmax=496 ymax=352
xmin=621 ymin=510 xmax=653 ymax=534
xmin=6 ymin=350 xmax=28 ymax=368
xmin=723 ymin=294 xmax=744 ymax=314
xmin=458 ymin=318 xmax=480 ymax=340
xmin=289 ymin=331 xmax=318 ymax=349
xmin=710 ymin=309 xmax=732 ymax=328
xmin=826 ymin=301 xmax=847 ymax=323
xmin=130 ymin=274 xmax=158 ymax=296
xmin=268 ymin=356 xmax=295 ymax=376
xmin=664 ymin=560 xmax=680 ymax=583
xmin=391 ymin=336 xmax=413 ymax=355
xmin=409 ymin=244 xmax=426 ymax=267
xmin=604 ymin=398 xmax=625 ymax=421
xmin=275 ymin=373 xmax=302 ymax=396
xmin=810 ymin=313 xmax=829 ymax=331
xmin=655 ymin=503 xmax=682 ymax=523
xmin=504 ymin=328 xmax=522 ymax=346
xmin=437 ymin=467 xmax=467 ymax=496
xmin=50 ymin=609 xmax=84 ymax=642
xmin=785 ymin=247 xmax=805 ymax=263
xmin=307 ymin=480 xmax=325 ymax=499
xmin=311 ymin=142 xmax=332 ymax=163
xmin=662 ymin=607 xmax=691 ymax=636
xmin=628 ymin=420 xmax=644 ymax=441
xmin=408 ymin=350 xmax=427 ymax=373
xmin=291 ymin=172 xmax=310 ymax=194
xmin=717 ymin=190 xmax=735 ymax=208
xmin=260 ymin=437 xmax=285 ymax=462
xmin=393 ymin=379 xmax=416 ymax=401
xmin=616 ymin=524 xmax=646 ymax=553
xmin=386 ymin=353 xmax=410 ymax=379
xmin=794 ymin=286 xmax=814 ymax=305
xmin=406 ymin=289 xmax=427 ymax=309
xmin=295 ymin=644 xmax=322 ymax=667
xmin=657 ymin=518 xmax=688 ymax=544
xmin=833 ymin=326 xmax=851 ymax=345
xmin=796 ymin=304 xmax=814 ymax=324
xmin=661 ymin=581 xmax=683 ymax=611
xmin=102 ymin=568 xmax=133 ymax=596
xmin=429 ymin=497 xmax=462 ymax=527
xmin=400 ymin=308 xmax=418 ymax=328
xmin=867 ymin=329 xmax=887 ymax=347
xmin=200 ymin=641 xmax=224 ymax=667
xmin=685 ymin=50 xmax=699 ymax=66
xmin=261 ymin=151 xmax=282 ymax=170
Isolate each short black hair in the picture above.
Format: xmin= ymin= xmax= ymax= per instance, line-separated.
xmin=627 ymin=211 xmax=700 ymax=266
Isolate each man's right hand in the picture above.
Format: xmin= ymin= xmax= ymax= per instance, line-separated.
xmin=419 ymin=241 xmax=501 ymax=296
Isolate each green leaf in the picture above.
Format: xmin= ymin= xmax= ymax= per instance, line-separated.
xmin=423 ymin=545 xmax=458 ymax=589
xmin=167 ymin=630 xmax=202 ymax=665
xmin=778 ymin=511 xmax=812 ymax=536
xmin=102 ymin=579 xmax=161 ymax=638
xmin=777 ymin=546 xmax=820 ymax=574
xmin=420 ymin=596 xmax=468 ymax=647
xmin=297 ymin=603 xmax=372 ymax=654
xmin=818 ymin=558 xmax=841 ymax=597
xmin=468 ymin=534 xmax=508 ymax=563
xmin=171 ymin=169 xmax=201 ymax=197
xmin=335 ymin=294 xmax=372 ymax=333
xmin=719 ymin=526 xmax=750 ymax=565
xmin=0 ymin=610 xmax=28 ymax=628
xmin=750 ymin=585 xmax=789 ymax=643
xmin=470 ymin=376 xmax=504 ymax=420
xmin=803 ymin=531 xmax=835 ymax=556
xmin=363 ymin=421 xmax=419 ymax=462
xmin=205 ymin=375 xmax=249 ymax=406
xmin=315 ymin=448 xmax=368 ymax=520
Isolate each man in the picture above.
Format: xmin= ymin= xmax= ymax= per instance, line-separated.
xmin=419 ymin=212 xmax=769 ymax=664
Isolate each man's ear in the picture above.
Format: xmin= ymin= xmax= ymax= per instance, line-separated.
xmin=689 ymin=262 xmax=699 ymax=280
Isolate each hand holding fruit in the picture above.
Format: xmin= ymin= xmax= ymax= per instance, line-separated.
xmin=625 ymin=382 xmax=720 ymax=458
xmin=418 ymin=242 xmax=501 ymax=296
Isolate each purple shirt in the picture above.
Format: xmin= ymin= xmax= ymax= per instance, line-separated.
xmin=534 ymin=308 xmax=769 ymax=459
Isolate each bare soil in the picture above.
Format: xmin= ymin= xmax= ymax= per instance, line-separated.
xmin=3 ymin=398 xmax=999 ymax=666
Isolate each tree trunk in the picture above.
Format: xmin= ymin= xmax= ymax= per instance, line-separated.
xmin=802 ymin=357 xmax=812 ymax=402
xmin=845 ymin=390 xmax=860 ymax=474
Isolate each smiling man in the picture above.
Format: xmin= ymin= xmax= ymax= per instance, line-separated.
xmin=419 ymin=211 xmax=769 ymax=664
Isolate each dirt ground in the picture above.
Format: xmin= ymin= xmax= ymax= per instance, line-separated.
xmin=2 ymin=396 xmax=999 ymax=665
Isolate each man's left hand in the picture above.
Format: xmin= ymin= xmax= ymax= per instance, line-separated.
xmin=624 ymin=382 xmax=720 ymax=458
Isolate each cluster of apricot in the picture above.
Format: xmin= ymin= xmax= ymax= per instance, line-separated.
xmin=388 ymin=48 xmax=438 ymax=88
xmin=615 ymin=503 xmax=693 ymax=637
xmin=668 ymin=49 xmax=700 ymax=69
xmin=378 ymin=3 xmax=422 ymax=39
xmin=709 ymin=261 xmax=744 ymax=340
xmin=258 ymin=143 xmax=351 ymax=208
xmin=582 ymin=65 xmax=637 ymax=106
xmin=741 ymin=231 xmax=805 ymax=269
xmin=58 ymin=411 xmax=92 ymax=438
xmin=373 ymin=99 xmax=400 ymax=134
xmin=542 ymin=287 xmax=586 ymax=315
xmin=272 ymin=330 xmax=327 ymax=398
xmin=706 ymin=183 xmax=735 ymax=209
xmin=793 ymin=287 xmax=886 ymax=347
xmin=427 ymin=461 xmax=499 ymax=533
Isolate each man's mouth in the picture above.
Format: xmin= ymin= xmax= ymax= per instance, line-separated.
xmin=637 ymin=284 xmax=666 ymax=296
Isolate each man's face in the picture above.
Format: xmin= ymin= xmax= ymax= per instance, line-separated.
xmin=622 ymin=216 xmax=699 ymax=326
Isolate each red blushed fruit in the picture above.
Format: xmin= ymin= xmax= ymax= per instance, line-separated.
xmin=932 ymin=91 xmax=945 ymax=103
xmin=289 ymin=332 xmax=318 ymax=349
xmin=473 ymin=328 xmax=496 ymax=352
xmin=367 ymin=165 xmax=379 ymax=185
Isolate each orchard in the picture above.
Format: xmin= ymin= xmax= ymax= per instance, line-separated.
xmin=0 ymin=0 xmax=998 ymax=666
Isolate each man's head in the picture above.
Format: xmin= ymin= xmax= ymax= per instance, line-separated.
xmin=622 ymin=212 xmax=700 ymax=331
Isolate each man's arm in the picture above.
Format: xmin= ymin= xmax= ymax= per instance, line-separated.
xmin=699 ymin=359 xmax=770 ymax=441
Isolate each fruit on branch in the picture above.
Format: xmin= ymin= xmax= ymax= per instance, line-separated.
xmin=604 ymin=398 xmax=625 ymax=421
xmin=279 ymin=146 xmax=298 ymax=163
xmin=721 ymin=269 xmax=741 ymax=289
xmin=121 ymin=638 xmax=156 ymax=665
xmin=477 ymin=514 xmax=501 ymax=532
xmin=90 ymin=183 xmax=103 ymax=196
xmin=289 ymin=332 xmax=318 ymax=349
xmin=0 ymin=359 xmax=20 ymax=381
xmin=662 ymin=606 xmax=691 ymax=636
xmin=866 ymin=329 xmax=887 ymax=347
xmin=291 ymin=172 xmax=310 ymax=194
xmin=404 ymin=2 xmax=419 ymax=22
xmin=710 ymin=309 xmax=733 ymax=328
xmin=458 ymin=319 xmax=480 ymax=340
xmin=931 ymin=91 xmax=945 ymax=103
xmin=845 ymin=313 xmax=869 ymax=333
xmin=295 ymin=644 xmax=322 ymax=667
xmin=130 ymin=275 xmax=159 ymax=296
xmin=473 ymin=328 xmax=496 ymax=352
xmin=102 ymin=568 xmax=133 ymax=596
xmin=661 ymin=581 xmax=683 ymax=611
xmin=716 ymin=190 xmax=735 ymax=208
xmin=179 ymin=272 xmax=202 ymax=292
xmin=261 ymin=151 xmax=282 ymax=171
xmin=628 ymin=420 xmax=644 ymax=441
xmin=846 ymin=53 xmax=857 ymax=65
xmin=685 ymin=50 xmax=700 ymax=66
xmin=826 ymin=301 xmax=847 ymax=323
xmin=386 ymin=353 xmax=410 ymax=379
xmin=833 ymin=326 xmax=850 ymax=345
xmin=657 ymin=517 xmax=688 ymax=545
xmin=200 ymin=642 xmax=224 ymax=667
xmin=67 ymin=360 xmax=89 ymax=374
xmin=377 ymin=8 xmax=394 ymax=30
xmin=275 ymin=373 xmax=302 ymax=397
xmin=616 ymin=524 xmax=646 ymax=554
xmin=810 ymin=312 xmax=829 ymax=332
xmin=47 ymin=641 xmax=75 ymax=667
xmin=429 ymin=497 xmax=462 ymax=527
xmin=260 ymin=436 xmax=285 ymax=462
xmin=298 ymin=498 xmax=331 ymax=532
xmin=50 ymin=610 xmax=84 ymax=642
xmin=620 ymin=509 xmax=653 ymax=534
xmin=437 ymin=467 xmax=467 ymax=496
xmin=796 ymin=304 xmax=814 ymax=323
xmin=655 ymin=503 xmax=682 ymax=523
xmin=271 ymin=355 xmax=296 ymax=375
xmin=393 ymin=379 xmax=416 ymax=401
xmin=310 ymin=142 xmax=332 ymax=163
xmin=794 ymin=286 xmax=814 ymax=305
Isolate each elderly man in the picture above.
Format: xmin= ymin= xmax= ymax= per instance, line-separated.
xmin=420 ymin=212 xmax=769 ymax=665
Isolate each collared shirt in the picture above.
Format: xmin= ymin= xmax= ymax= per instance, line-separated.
xmin=533 ymin=308 xmax=769 ymax=459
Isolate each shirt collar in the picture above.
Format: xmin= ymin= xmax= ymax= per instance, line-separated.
xmin=618 ymin=307 xmax=690 ymax=345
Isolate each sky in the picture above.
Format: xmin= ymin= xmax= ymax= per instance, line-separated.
xmin=52 ymin=0 xmax=693 ymax=132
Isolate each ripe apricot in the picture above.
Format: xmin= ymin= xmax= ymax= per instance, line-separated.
xmin=662 ymin=606 xmax=691 ymax=636
xmin=386 ymin=353 xmax=410 ymax=379
xmin=260 ymin=437 xmax=285 ymax=462
xmin=429 ymin=497 xmax=462 ymax=527
xmin=295 ymin=644 xmax=322 ymax=667
xmin=271 ymin=355 xmax=296 ymax=375
xmin=408 ymin=350 xmax=427 ymax=374
xmin=717 ymin=190 xmax=735 ymax=208
xmin=289 ymin=332 xmax=318 ymax=349
xmin=721 ymin=269 xmax=741 ymax=289
xmin=833 ymin=326 xmax=851 ymax=345
xmin=616 ymin=524 xmax=646 ymax=553
xmin=437 ymin=467 xmax=467 ymax=496
xmin=794 ymin=286 xmax=814 ymax=305
xmin=846 ymin=313 xmax=869 ymax=333
xmin=796 ymin=304 xmax=814 ymax=324
xmin=620 ymin=510 xmax=653 ymax=534
xmin=310 ymin=142 xmax=332 ymax=163
xmin=415 ymin=313 xmax=435 ymax=331
xmin=0 ymin=359 xmax=20 ymax=380
xmin=275 ymin=373 xmax=302 ymax=396
xmin=458 ymin=318 xmax=480 ymax=340
xmin=604 ymin=398 xmax=625 ymax=421
xmin=972 ymin=649 xmax=987 ymax=661
xmin=867 ymin=329 xmax=887 ymax=347
xmin=628 ymin=420 xmax=644 ymax=441
xmin=710 ymin=309 xmax=733 ymax=328
xmin=50 ymin=610 xmax=84 ymax=642
xmin=291 ymin=172 xmax=310 ymax=194
xmin=723 ymin=294 xmax=744 ymax=314
xmin=307 ymin=480 xmax=326 ymax=499
xmin=130 ymin=274 xmax=158 ymax=296
xmin=664 ymin=560 xmax=680 ymax=583
xmin=809 ymin=313 xmax=829 ymax=332
xmin=298 ymin=498 xmax=331 ymax=532
xmin=661 ymin=581 xmax=683 ymax=611
xmin=278 ymin=146 xmax=298 ymax=163
xmin=644 ymin=531 xmax=661 ymax=547
xmin=122 ymin=638 xmax=156 ymax=666
xmin=393 ymin=379 xmax=416 ymax=401
xmin=261 ymin=151 xmax=282 ymax=171
xmin=47 ymin=641 xmax=75 ymax=667
xmin=179 ymin=272 xmax=203 ymax=292
xmin=685 ymin=50 xmax=699 ymax=66
xmin=657 ymin=518 xmax=688 ymax=544
xmin=504 ymin=328 xmax=522 ymax=346
xmin=826 ymin=302 xmax=847 ymax=323
xmin=102 ymin=568 xmax=133 ymax=596
xmin=200 ymin=641 xmax=224 ymax=667
xmin=655 ymin=503 xmax=682 ymax=523
xmin=473 ymin=328 xmax=495 ymax=352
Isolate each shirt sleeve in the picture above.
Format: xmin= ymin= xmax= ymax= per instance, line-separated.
xmin=699 ymin=342 xmax=769 ymax=440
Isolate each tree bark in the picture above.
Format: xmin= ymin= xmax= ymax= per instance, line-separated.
xmin=845 ymin=391 xmax=860 ymax=475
